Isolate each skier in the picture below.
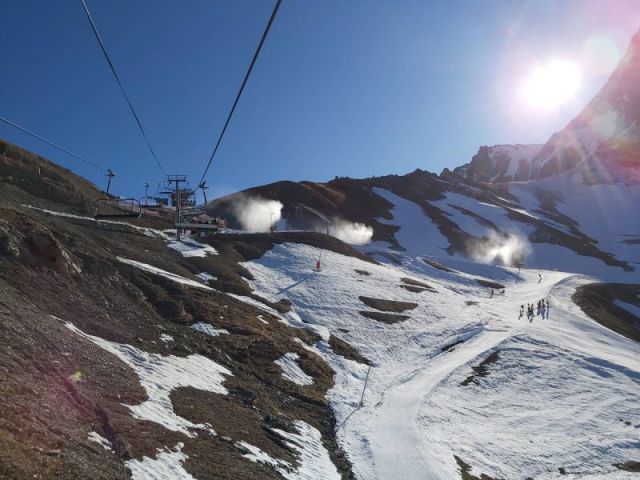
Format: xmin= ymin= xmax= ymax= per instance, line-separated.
xmin=538 ymin=273 xmax=542 ymax=284
xmin=316 ymin=260 xmax=321 ymax=271
xmin=490 ymin=289 xmax=494 ymax=299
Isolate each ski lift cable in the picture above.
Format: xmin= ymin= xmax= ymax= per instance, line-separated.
xmin=0 ymin=114 xmax=106 ymax=172
xmin=80 ymin=0 xmax=167 ymax=177
xmin=197 ymin=0 xmax=282 ymax=187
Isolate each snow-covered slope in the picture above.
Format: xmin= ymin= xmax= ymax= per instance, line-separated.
xmin=358 ymin=173 xmax=640 ymax=278
xmin=241 ymin=242 xmax=640 ymax=479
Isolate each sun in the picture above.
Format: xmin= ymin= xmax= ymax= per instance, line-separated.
xmin=519 ymin=60 xmax=582 ymax=110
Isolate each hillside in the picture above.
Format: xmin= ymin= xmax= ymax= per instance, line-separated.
xmin=2 ymin=141 xmax=639 ymax=479
xmin=208 ymin=167 xmax=639 ymax=277
xmin=209 ymin=29 xmax=640 ymax=278
xmin=2 ymin=23 xmax=640 ymax=480
xmin=0 ymin=141 xmax=371 ymax=479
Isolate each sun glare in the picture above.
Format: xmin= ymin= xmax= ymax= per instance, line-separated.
xmin=519 ymin=60 xmax=582 ymax=110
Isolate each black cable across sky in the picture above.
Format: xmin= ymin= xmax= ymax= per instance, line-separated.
xmin=80 ymin=0 xmax=167 ymax=177
xmin=198 ymin=0 xmax=283 ymax=187
xmin=0 ymin=115 xmax=106 ymax=172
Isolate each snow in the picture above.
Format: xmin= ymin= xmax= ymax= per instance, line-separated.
xmin=116 ymin=257 xmax=213 ymax=291
xmin=488 ymin=144 xmax=541 ymax=180
xmin=196 ymin=272 xmax=217 ymax=282
xmin=420 ymin=334 xmax=640 ymax=478
xmin=22 ymin=205 xmax=171 ymax=240
xmin=503 ymin=144 xmax=541 ymax=178
xmin=190 ymin=322 xmax=229 ymax=337
xmin=614 ymin=299 xmax=640 ymax=318
xmin=65 ymin=322 xmax=231 ymax=436
xmin=372 ymin=187 xmax=449 ymax=254
xmin=159 ymin=333 xmax=174 ymax=343
xmin=125 ymin=443 xmax=196 ymax=480
xmin=241 ymin=242 xmax=640 ymax=480
xmin=236 ymin=441 xmax=290 ymax=471
xmin=272 ymin=421 xmax=342 ymax=480
xmin=275 ymin=352 xmax=314 ymax=386
xmin=238 ymin=421 xmax=340 ymax=480
xmin=168 ymin=238 xmax=218 ymax=257
xmin=87 ymin=431 xmax=112 ymax=451
xmin=547 ymin=179 xmax=640 ymax=266
xmin=369 ymin=179 xmax=638 ymax=277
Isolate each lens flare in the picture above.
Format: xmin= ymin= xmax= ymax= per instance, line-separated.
xmin=519 ymin=60 xmax=582 ymax=110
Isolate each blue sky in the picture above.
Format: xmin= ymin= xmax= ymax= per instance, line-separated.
xmin=1 ymin=0 xmax=639 ymax=200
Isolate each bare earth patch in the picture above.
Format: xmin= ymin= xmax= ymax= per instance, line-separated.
xmin=328 ymin=335 xmax=371 ymax=365
xmin=359 ymin=311 xmax=410 ymax=324
xmin=475 ymin=279 xmax=505 ymax=290
xmin=423 ymin=257 xmax=454 ymax=272
xmin=358 ymin=296 xmax=418 ymax=313
xmin=573 ymin=283 xmax=640 ymax=342
xmin=401 ymin=277 xmax=436 ymax=292
xmin=454 ymin=455 xmax=499 ymax=480
xmin=460 ymin=351 xmax=501 ymax=387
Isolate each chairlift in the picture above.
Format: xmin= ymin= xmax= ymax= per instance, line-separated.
xmin=94 ymin=197 xmax=142 ymax=219
xmin=175 ymin=215 xmax=227 ymax=237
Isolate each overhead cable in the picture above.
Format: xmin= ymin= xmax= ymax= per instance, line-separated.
xmin=0 ymin=115 xmax=105 ymax=172
xmin=80 ymin=0 xmax=166 ymax=176
xmin=198 ymin=0 xmax=282 ymax=186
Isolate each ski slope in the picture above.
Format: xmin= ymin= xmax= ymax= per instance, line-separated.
xmin=242 ymin=243 xmax=640 ymax=479
xmin=366 ymin=177 xmax=640 ymax=278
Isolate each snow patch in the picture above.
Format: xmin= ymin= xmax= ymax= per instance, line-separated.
xmin=236 ymin=441 xmax=290 ymax=471
xmin=240 ymin=421 xmax=341 ymax=480
xmin=373 ymin=187 xmax=449 ymax=254
xmin=125 ymin=443 xmax=196 ymax=480
xmin=117 ymin=257 xmax=213 ymax=291
xmin=272 ymin=421 xmax=341 ymax=480
xmin=159 ymin=333 xmax=174 ymax=343
xmin=168 ymin=239 xmax=218 ymax=257
xmin=196 ymin=272 xmax=217 ymax=283
xmin=65 ymin=322 xmax=230 ymax=435
xmin=87 ymin=431 xmax=112 ymax=451
xmin=190 ymin=322 xmax=229 ymax=337
xmin=614 ymin=299 xmax=640 ymax=318
xmin=275 ymin=352 xmax=314 ymax=386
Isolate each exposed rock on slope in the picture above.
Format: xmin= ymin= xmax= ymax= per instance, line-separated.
xmin=0 ymin=141 xmax=358 ymax=479
xmin=453 ymin=29 xmax=640 ymax=185
xmin=451 ymin=144 xmax=542 ymax=183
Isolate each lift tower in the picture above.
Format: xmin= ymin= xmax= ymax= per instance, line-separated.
xmin=166 ymin=175 xmax=188 ymax=239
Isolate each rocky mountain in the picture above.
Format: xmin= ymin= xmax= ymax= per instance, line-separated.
xmin=2 ymin=25 xmax=640 ymax=480
xmin=450 ymin=144 xmax=542 ymax=183
xmin=453 ymin=30 xmax=640 ymax=185
xmin=210 ymin=30 xmax=640 ymax=277
xmin=209 ymin=165 xmax=639 ymax=276
xmin=0 ymin=140 xmax=366 ymax=479
xmin=3 ymin=138 xmax=639 ymax=480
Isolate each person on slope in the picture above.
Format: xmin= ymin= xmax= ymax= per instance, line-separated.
xmin=538 ymin=273 xmax=542 ymax=284
xmin=490 ymin=289 xmax=494 ymax=299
